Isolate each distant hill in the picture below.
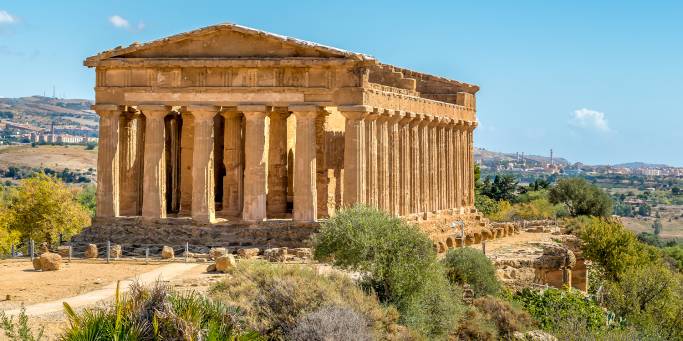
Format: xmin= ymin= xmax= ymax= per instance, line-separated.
xmin=613 ymin=162 xmax=672 ymax=169
xmin=475 ymin=148 xmax=570 ymax=167
xmin=0 ymin=96 xmax=97 ymax=130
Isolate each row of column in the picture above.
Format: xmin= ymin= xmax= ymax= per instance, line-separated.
xmin=340 ymin=105 xmax=476 ymax=217
xmin=94 ymin=104 xmax=320 ymax=223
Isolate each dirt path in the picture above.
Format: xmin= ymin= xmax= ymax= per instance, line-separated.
xmin=3 ymin=263 xmax=200 ymax=317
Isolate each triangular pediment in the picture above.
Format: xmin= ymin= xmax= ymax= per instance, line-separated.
xmin=85 ymin=23 xmax=371 ymax=66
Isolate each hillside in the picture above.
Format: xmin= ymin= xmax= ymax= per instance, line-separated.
xmin=475 ymin=147 xmax=570 ymax=167
xmin=0 ymin=96 xmax=97 ymax=131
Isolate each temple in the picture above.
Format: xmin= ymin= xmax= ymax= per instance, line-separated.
xmin=83 ymin=23 xmax=480 ymax=248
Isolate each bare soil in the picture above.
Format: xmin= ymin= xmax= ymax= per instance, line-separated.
xmin=0 ymin=145 xmax=97 ymax=171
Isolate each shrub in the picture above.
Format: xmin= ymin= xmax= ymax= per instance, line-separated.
xmin=210 ymin=260 xmax=398 ymax=340
xmin=0 ymin=306 xmax=45 ymax=341
xmin=548 ymin=177 xmax=613 ymax=217
xmin=663 ymin=245 xmax=683 ymax=272
xmin=472 ymin=296 xmax=533 ymax=338
xmin=454 ymin=308 xmax=498 ymax=341
xmin=61 ymin=281 xmax=256 ymax=340
xmin=287 ymin=306 xmax=371 ymax=341
xmin=475 ymin=193 xmax=500 ymax=216
xmin=442 ymin=247 xmax=501 ymax=297
xmin=513 ymin=288 xmax=607 ymax=333
xmin=312 ymin=205 xmax=464 ymax=339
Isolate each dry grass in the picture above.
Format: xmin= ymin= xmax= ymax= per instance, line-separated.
xmin=0 ymin=145 xmax=96 ymax=171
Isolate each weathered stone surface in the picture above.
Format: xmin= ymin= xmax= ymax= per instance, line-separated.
xmin=292 ymin=248 xmax=312 ymax=259
xmin=237 ymin=248 xmax=259 ymax=259
xmin=206 ymin=263 xmax=216 ymax=272
xmin=209 ymin=247 xmax=227 ymax=260
xmin=512 ymin=330 xmax=558 ymax=341
xmin=39 ymin=252 xmax=62 ymax=271
xmin=161 ymin=246 xmax=175 ymax=259
xmin=111 ymin=244 xmax=122 ymax=258
xmin=84 ymin=244 xmax=98 ymax=258
xmin=215 ymin=254 xmax=236 ymax=273
xmin=40 ymin=242 xmax=49 ymax=254
xmin=32 ymin=258 xmax=42 ymax=271
xmin=57 ymin=245 xmax=71 ymax=258
xmin=264 ymin=247 xmax=288 ymax=262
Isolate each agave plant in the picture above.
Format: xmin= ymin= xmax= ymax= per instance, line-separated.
xmin=61 ymin=281 xmax=262 ymax=341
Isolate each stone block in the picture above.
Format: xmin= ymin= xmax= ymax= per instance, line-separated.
xmin=237 ymin=248 xmax=259 ymax=259
xmin=209 ymin=247 xmax=227 ymax=260
xmin=161 ymin=246 xmax=175 ymax=259
xmin=84 ymin=244 xmax=98 ymax=258
xmin=264 ymin=247 xmax=287 ymax=262
xmin=32 ymin=258 xmax=42 ymax=271
xmin=292 ymin=248 xmax=312 ymax=259
xmin=111 ymin=244 xmax=122 ymax=258
xmin=57 ymin=245 xmax=71 ymax=258
xmin=215 ymin=254 xmax=236 ymax=273
xmin=39 ymin=252 xmax=62 ymax=271
xmin=206 ymin=263 xmax=216 ymax=272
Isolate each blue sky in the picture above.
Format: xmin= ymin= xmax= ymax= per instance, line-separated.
xmin=1 ymin=1 xmax=682 ymax=166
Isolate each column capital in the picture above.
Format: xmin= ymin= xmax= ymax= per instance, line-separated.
xmin=427 ymin=115 xmax=441 ymax=127
xmin=366 ymin=112 xmax=380 ymax=121
xmin=237 ymin=104 xmax=269 ymax=113
xmin=289 ymin=104 xmax=321 ymax=112
xmin=92 ymin=104 xmax=124 ymax=115
xmin=183 ymin=105 xmax=219 ymax=120
xmin=399 ymin=112 xmax=416 ymax=124
xmin=220 ymin=110 xmax=242 ymax=119
xmin=139 ymin=105 xmax=171 ymax=118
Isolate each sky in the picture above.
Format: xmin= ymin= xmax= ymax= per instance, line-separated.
xmin=1 ymin=1 xmax=682 ymax=166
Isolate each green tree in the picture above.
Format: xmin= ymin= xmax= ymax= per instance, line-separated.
xmin=77 ymin=184 xmax=96 ymax=217
xmin=442 ymin=248 xmax=501 ymax=297
xmin=653 ymin=218 xmax=663 ymax=236
xmin=638 ymin=204 xmax=652 ymax=217
xmin=548 ymin=177 xmax=613 ymax=217
xmin=6 ymin=173 xmax=90 ymax=245
xmin=481 ymin=175 xmax=518 ymax=202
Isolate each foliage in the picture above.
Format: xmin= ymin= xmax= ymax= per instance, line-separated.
xmin=0 ymin=306 xmax=45 ymax=341
xmin=76 ymin=184 xmax=96 ymax=217
xmin=548 ymin=177 xmax=613 ymax=217
xmin=601 ymin=264 xmax=683 ymax=340
xmin=5 ymin=173 xmax=90 ymax=245
xmin=312 ymin=205 xmax=464 ymax=339
xmin=442 ymin=248 xmax=501 ymax=297
xmin=475 ymin=193 xmax=500 ymax=216
xmin=454 ymin=308 xmax=498 ymax=341
xmin=652 ymin=218 xmax=663 ymax=235
xmin=61 ymin=281 xmax=258 ymax=340
xmin=471 ymin=296 xmax=533 ymax=338
xmin=84 ymin=142 xmax=97 ymax=150
xmin=663 ymin=246 xmax=683 ymax=272
xmin=210 ymin=260 xmax=399 ymax=340
xmin=513 ymin=288 xmax=607 ymax=333
xmin=0 ymin=209 xmax=20 ymax=255
xmin=287 ymin=306 xmax=372 ymax=341
xmin=576 ymin=217 xmax=659 ymax=281
xmin=488 ymin=198 xmax=562 ymax=222
xmin=479 ymin=174 xmax=519 ymax=202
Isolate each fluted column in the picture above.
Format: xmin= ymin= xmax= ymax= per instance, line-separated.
xmin=409 ymin=114 xmax=421 ymax=215
xmin=141 ymin=106 xmax=169 ymax=220
xmin=458 ymin=121 xmax=467 ymax=208
xmin=241 ymin=105 xmax=269 ymax=221
xmin=94 ymin=105 xmax=122 ymax=218
xmin=119 ymin=110 xmax=143 ymax=216
xmin=468 ymin=122 xmax=477 ymax=207
xmin=387 ymin=112 xmax=402 ymax=216
xmin=267 ymin=110 xmax=289 ymax=216
xmin=437 ymin=119 xmax=447 ymax=211
xmin=376 ymin=113 xmax=390 ymax=213
xmin=418 ymin=115 xmax=431 ymax=214
xmin=179 ymin=113 xmax=194 ymax=215
xmin=447 ymin=121 xmax=456 ymax=210
xmin=292 ymin=105 xmax=318 ymax=222
xmin=187 ymin=106 xmax=217 ymax=223
xmin=222 ymin=111 xmax=243 ymax=216
xmin=399 ymin=113 xmax=414 ymax=216
xmin=340 ymin=106 xmax=368 ymax=206
xmin=365 ymin=113 xmax=379 ymax=208
xmin=428 ymin=118 xmax=439 ymax=212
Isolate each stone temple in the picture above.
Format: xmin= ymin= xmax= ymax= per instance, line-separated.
xmin=81 ymin=23 xmax=481 ymax=250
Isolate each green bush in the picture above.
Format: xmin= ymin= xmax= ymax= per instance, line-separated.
xmin=442 ymin=247 xmax=501 ymax=297
xmin=61 ymin=281 xmax=257 ymax=340
xmin=663 ymin=245 xmax=683 ymax=272
xmin=210 ymin=260 xmax=399 ymax=340
xmin=475 ymin=194 xmax=500 ymax=216
xmin=0 ymin=306 xmax=45 ymax=341
xmin=313 ymin=205 xmax=464 ymax=339
xmin=513 ymin=288 xmax=607 ymax=333
xmin=548 ymin=177 xmax=613 ymax=217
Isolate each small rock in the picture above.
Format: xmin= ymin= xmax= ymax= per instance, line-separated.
xmin=215 ymin=254 xmax=236 ymax=273
xmin=292 ymin=248 xmax=312 ymax=259
xmin=111 ymin=244 xmax=122 ymax=258
xmin=206 ymin=263 xmax=217 ymax=273
xmin=209 ymin=247 xmax=227 ymax=260
xmin=161 ymin=246 xmax=175 ymax=259
xmin=32 ymin=258 xmax=42 ymax=271
xmin=39 ymin=252 xmax=62 ymax=271
xmin=84 ymin=244 xmax=98 ymax=259
xmin=264 ymin=247 xmax=287 ymax=262
xmin=237 ymin=248 xmax=259 ymax=259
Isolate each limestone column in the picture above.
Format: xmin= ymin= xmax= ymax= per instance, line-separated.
xmin=241 ymin=105 xmax=269 ymax=221
xmin=339 ymin=105 xmax=369 ymax=206
xmin=179 ymin=113 xmax=194 ymax=215
xmin=428 ymin=118 xmax=439 ymax=212
xmin=291 ymin=105 xmax=318 ymax=222
xmin=267 ymin=110 xmax=289 ymax=216
xmin=222 ymin=111 xmax=243 ymax=216
xmin=387 ymin=112 xmax=402 ymax=216
xmin=437 ymin=120 xmax=447 ymax=211
xmin=140 ymin=106 xmax=169 ymax=220
xmin=94 ymin=105 xmax=122 ymax=218
xmin=418 ymin=115 xmax=431 ymax=214
xmin=459 ymin=122 xmax=468 ymax=208
xmin=468 ymin=122 xmax=477 ymax=207
xmin=119 ymin=110 xmax=143 ymax=216
xmin=409 ymin=114 xmax=421 ymax=214
xmin=447 ymin=121 xmax=456 ymax=210
xmin=376 ymin=113 xmax=390 ymax=213
xmin=399 ymin=113 xmax=414 ymax=216
xmin=187 ymin=106 xmax=217 ymax=224
xmin=365 ymin=113 xmax=379 ymax=208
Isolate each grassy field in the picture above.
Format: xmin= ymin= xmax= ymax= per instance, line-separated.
xmin=0 ymin=145 xmax=97 ymax=171
xmin=622 ymin=209 xmax=683 ymax=239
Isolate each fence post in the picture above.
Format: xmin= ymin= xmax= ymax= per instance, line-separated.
xmin=10 ymin=244 xmax=14 ymax=258
xmin=145 ymin=247 xmax=149 ymax=264
xmin=68 ymin=245 xmax=72 ymax=262
xmin=106 ymin=241 xmax=111 ymax=264
xmin=29 ymin=239 xmax=34 ymax=261
xmin=185 ymin=242 xmax=189 ymax=263
xmin=482 ymin=240 xmax=487 ymax=255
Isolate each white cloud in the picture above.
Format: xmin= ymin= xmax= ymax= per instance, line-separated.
xmin=109 ymin=15 xmax=129 ymax=28
xmin=569 ymin=108 xmax=610 ymax=132
xmin=0 ymin=10 xmax=16 ymax=24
